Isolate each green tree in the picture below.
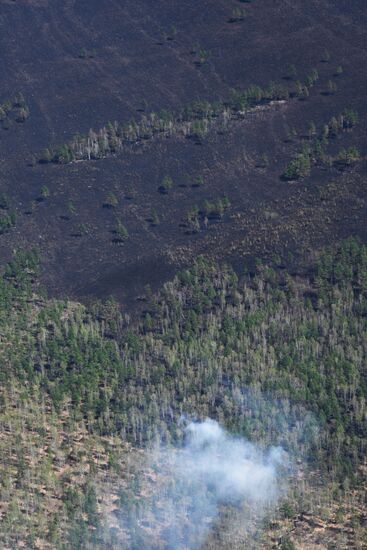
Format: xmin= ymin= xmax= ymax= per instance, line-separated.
xmin=229 ymin=7 xmax=246 ymax=22
xmin=68 ymin=200 xmax=76 ymax=216
xmin=286 ymin=64 xmax=297 ymax=80
xmin=327 ymin=80 xmax=337 ymax=94
xmin=308 ymin=121 xmax=316 ymax=140
xmin=40 ymin=148 xmax=53 ymax=164
xmin=41 ymin=185 xmax=50 ymax=199
xmin=104 ymin=192 xmax=118 ymax=208
xmin=159 ymin=176 xmax=173 ymax=194
xmin=281 ymin=537 xmax=296 ymax=550
xmin=283 ymin=149 xmax=311 ymax=180
xmin=115 ymin=221 xmax=129 ymax=242
xmin=151 ymin=209 xmax=160 ymax=226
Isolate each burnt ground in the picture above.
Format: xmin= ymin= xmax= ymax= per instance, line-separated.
xmin=0 ymin=0 xmax=367 ymax=308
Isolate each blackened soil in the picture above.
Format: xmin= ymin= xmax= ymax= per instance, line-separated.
xmin=0 ymin=0 xmax=367 ymax=309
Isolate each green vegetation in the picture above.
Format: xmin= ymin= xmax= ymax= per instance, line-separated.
xmin=68 ymin=199 xmax=77 ymax=216
xmin=0 ymin=93 xmax=30 ymax=128
xmin=192 ymin=175 xmax=204 ymax=187
xmin=336 ymin=146 xmax=360 ymax=166
xmin=78 ymin=47 xmax=97 ymax=59
xmin=40 ymin=185 xmax=50 ymax=200
xmin=327 ymin=79 xmax=338 ymax=95
xmin=198 ymin=48 xmax=211 ymax=65
xmin=0 ymin=210 xmax=16 ymax=234
xmin=159 ymin=175 xmax=173 ymax=193
xmin=0 ymin=193 xmax=10 ymax=210
xmin=114 ymin=220 xmax=129 ymax=242
xmin=283 ymin=146 xmax=311 ymax=180
xmin=283 ymin=108 xmax=359 ymax=179
xmin=202 ymin=196 xmax=231 ymax=218
xmin=0 ymin=238 xmax=366 ymax=546
xmin=185 ymin=196 xmax=231 ymax=231
xmin=150 ymin=208 xmax=160 ymax=226
xmin=39 ymin=70 xmax=321 ymax=164
xmin=229 ymin=8 xmax=246 ymax=22
xmin=186 ymin=205 xmax=200 ymax=232
xmin=104 ymin=192 xmax=118 ymax=208
xmin=258 ymin=153 xmax=269 ymax=168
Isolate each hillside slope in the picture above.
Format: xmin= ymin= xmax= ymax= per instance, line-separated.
xmin=0 ymin=0 xmax=366 ymax=306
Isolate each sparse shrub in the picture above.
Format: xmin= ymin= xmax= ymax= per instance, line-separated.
xmin=308 ymin=121 xmax=316 ymax=140
xmin=286 ymin=126 xmax=298 ymax=142
xmin=337 ymin=146 xmax=360 ymax=166
xmin=190 ymin=119 xmax=208 ymax=142
xmin=186 ymin=205 xmax=200 ymax=233
xmin=15 ymin=107 xmax=30 ymax=123
xmin=190 ymin=41 xmax=200 ymax=55
xmin=41 ymin=185 xmax=50 ymax=200
xmin=327 ymin=80 xmax=338 ymax=94
xmin=295 ymin=81 xmax=308 ymax=99
xmin=283 ymin=148 xmax=311 ymax=180
xmin=0 ymin=210 xmax=16 ymax=234
xmin=166 ymin=25 xmax=177 ymax=40
xmin=285 ymin=64 xmax=297 ymax=80
xmin=305 ymin=69 xmax=319 ymax=89
xmin=266 ymin=81 xmax=289 ymax=100
xmin=281 ymin=537 xmax=296 ymax=550
xmin=342 ymin=108 xmax=358 ymax=128
xmin=0 ymin=93 xmax=30 ymax=128
xmin=159 ymin=176 xmax=173 ymax=194
xmin=78 ymin=48 xmax=96 ymax=59
xmin=13 ymin=92 xmax=26 ymax=108
xmin=246 ymin=84 xmax=263 ymax=102
xmin=310 ymin=68 xmax=319 ymax=82
xmin=104 ymin=192 xmax=118 ymax=208
xmin=193 ymin=176 xmax=204 ymax=187
xmin=259 ymin=153 xmax=269 ymax=168
xmin=186 ymin=205 xmax=199 ymax=222
xmin=115 ymin=222 xmax=129 ymax=242
xmin=76 ymin=223 xmax=89 ymax=236
xmin=313 ymin=138 xmax=324 ymax=160
xmin=68 ymin=200 xmax=76 ymax=216
xmin=202 ymin=197 xmax=230 ymax=219
xmin=54 ymin=144 xmax=74 ymax=164
xmin=198 ymin=49 xmax=210 ymax=65
xmin=40 ymin=148 xmax=53 ymax=164
xmin=29 ymin=155 xmax=37 ymax=167
xmin=229 ymin=8 xmax=246 ymax=22
xmin=322 ymin=154 xmax=333 ymax=170
xmin=150 ymin=209 xmax=160 ymax=226
xmin=0 ymin=193 xmax=10 ymax=210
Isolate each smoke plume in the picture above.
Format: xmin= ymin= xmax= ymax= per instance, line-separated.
xmin=122 ymin=419 xmax=288 ymax=549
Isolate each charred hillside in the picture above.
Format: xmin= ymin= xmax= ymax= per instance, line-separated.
xmin=0 ymin=0 xmax=367 ymax=306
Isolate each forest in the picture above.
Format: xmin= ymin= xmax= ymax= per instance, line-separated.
xmin=0 ymin=238 xmax=366 ymax=548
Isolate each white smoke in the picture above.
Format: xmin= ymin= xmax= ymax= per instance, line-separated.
xmin=122 ymin=419 xmax=289 ymax=549
xmin=182 ymin=419 xmax=285 ymax=504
